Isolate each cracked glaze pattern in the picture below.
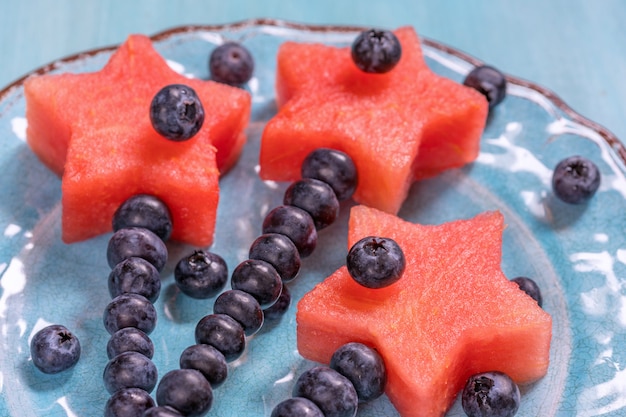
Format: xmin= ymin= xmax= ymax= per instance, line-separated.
xmin=0 ymin=20 xmax=625 ymax=417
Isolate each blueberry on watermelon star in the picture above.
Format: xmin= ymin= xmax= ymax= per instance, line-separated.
xmin=150 ymin=84 xmax=205 ymax=141
xmin=260 ymin=26 xmax=489 ymax=215
xmin=351 ymin=28 xmax=402 ymax=74
xmin=346 ymin=235 xmax=405 ymax=289
xmin=24 ymin=34 xmax=251 ymax=247
xmin=296 ymin=205 xmax=552 ymax=417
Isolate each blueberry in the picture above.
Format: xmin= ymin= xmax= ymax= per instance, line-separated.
xmin=103 ymin=351 xmax=158 ymax=394
xmin=30 ymin=324 xmax=81 ymax=374
xmin=213 ymin=290 xmax=264 ymax=336
xmin=461 ymin=371 xmax=520 ymax=417
xmin=107 ymin=227 xmax=168 ymax=272
xmin=194 ymin=314 xmax=246 ymax=361
xmin=301 ymin=148 xmax=358 ymax=202
xmin=511 ymin=276 xmax=543 ymax=307
xmin=330 ymin=342 xmax=386 ymax=402
xmin=263 ymin=283 xmax=292 ymax=321
xmin=156 ymin=369 xmax=213 ymax=417
xmin=142 ymin=406 xmax=184 ymax=417
xmin=552 ymin=155 xmax=601 ymax=204
xmin=103 ymin=293 xmax=157 ymax=335
xmin=463 ymin=65 xmax=507 ymax=109
xmin=108 ymin=257 xmax=162 ymax=303
xmin=179 ymin=344 xmax=228 ymax=388
xmin=346 ymin=236 xmax=406 ymax=289
xmin=271 ymin=397 xmax=325 ymax=417
xmin=231 ymin=259 xmax=283 ymax=308
xmin=284 ymin=178 xmax=340 ymax=230
xmin=351 ymin=29 xmax=402 ymax=74
xmin=150 ymin=84 xmax=205 ymax=141
xmin=105 ymin=387 xmax=155 ymax=417
xmin=107 ymin=327 xmax=154 ymax=360
xmin=113 ymin=194 xmax=173 ymax=241
xmin=262 ymin=205 xmax=317 ymax=258
xmin=249 ymin=233 xmax=301 ymax=282
xmin=174 ymin=250 xmax=228 ymax=299
xmin=209 ymin=42 xmax=254 ymax=86
xmin=293 ymin=366 xmax=358 ymax=417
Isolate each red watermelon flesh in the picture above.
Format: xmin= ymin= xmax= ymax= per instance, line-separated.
xmin=260 ymin=27 xmax=488 ymax=214
xmin=24 ymin=35 xmax=251 ymax=246
xmin=296 ymin=205 xmax=552 ymax=417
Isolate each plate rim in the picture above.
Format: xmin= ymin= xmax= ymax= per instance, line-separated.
xmin=0 ymin=18 xmax=623 ymax=164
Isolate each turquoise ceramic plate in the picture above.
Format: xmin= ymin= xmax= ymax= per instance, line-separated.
xmin=1 ymin=19 xmax=625 ymax=417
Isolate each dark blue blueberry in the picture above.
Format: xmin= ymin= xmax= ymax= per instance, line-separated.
xmin=263 ymin=283 xmax=292 ymax=321
xmin=231 ymin=259 xmax=283 ymax=308
xmin=103 ymin=294 xmax=157 ymax=335
xmin=107 ymin=327 xmax=154 ymax=360
xmin=346 ymin=236 xmax=405 ymax=289
xmin=104 ymin=387 xmax=155 ymax=417
xmin=271 ymin=397 xmax=325 ymax=417
xmin=209 ymin=42 xmax=254 ymax=86
xmin=194 ymin=313 xmax=246 ymax=361
xmin=552 ymin=155 xmax=601 ymax=204
xmin=179 ymin=344 xmax=228 ymax=388
xmin=301 ymin=148 xmax=358 ymax=201
xmin=262 ymin=205 xmax=317 ymax=258
xmin=462 ymin=371 xmax=520 ymax=417
xmin=213 ymin=290 xmax=264 ymax=336
xmin=351 ymin=29 xmax=402 ymax=74
xmin=108 ymin=257 xmax=162 ymax=303
xmin=150 ymin=84 xmax=205 ymax=141
xmin=142 ymin=406 xmax=184 ymax=417
xmin=293 ymin=366 xmax=358 ymax=417
xmin=330 ymin=342 xmax=386 ymax=402
xmin=113 ymin=194 xmax=173 ymax=241
xmin=30 ymin=324 xmax=81 ymax=374
xmin=249 ymin=233 xmax=301 ymax=282
xmin=463 ymin=65 xmax=507 ymax=109
xmin=284 ymin=178 xmax=340 ymax=230
xmin=103 ymin=351 xmax=158 ymax=394
xmin=511 ymin=276 xmax=543 ymax=307
xmin=174 ymin=250 xmax=228 ymax=299
xmin=156 ymin=369 xmax=213 ymax=417
xmin=107 ymin=227 xmax=168 ymax=272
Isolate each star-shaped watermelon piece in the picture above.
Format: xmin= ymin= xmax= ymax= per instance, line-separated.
xmin=24 ymin=35 xmax=251 ymax=246
xmin=260 ymin=27 xmax=488 ymax=214
xmin=297 ymin=205 xmax=552 ymax=417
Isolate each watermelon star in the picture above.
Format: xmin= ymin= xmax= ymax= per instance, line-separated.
xmin=296 ymin=205 xmax=552 ymax=417
xmin=24 ymin=35 xmax=251 ymax=246
xmin=260 ymin=27 xmax=489 ymax=214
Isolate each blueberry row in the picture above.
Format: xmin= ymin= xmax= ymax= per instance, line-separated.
xmin=99 ymin=147 xmax=357 ymax=416
xmin=167 ymin=148 xmax=358 ymax=414
xmin=102 ymin=202 xmax=227 ymax=416
xmin=103 ymin=225 xmax=167 ymax=416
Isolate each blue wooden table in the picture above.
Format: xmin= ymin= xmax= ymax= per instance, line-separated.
xmin=1 ymin=2 xmax=626 ymax=417
xmin=1 ymin=0 xmax=624 ymax=142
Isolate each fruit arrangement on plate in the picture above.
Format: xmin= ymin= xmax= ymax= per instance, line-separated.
xmin=0 ymin=20 xmax=622 ymax=417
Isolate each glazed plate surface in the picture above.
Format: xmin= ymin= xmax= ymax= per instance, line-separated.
xmin=0 ymin=20 xmax=625 ymax=417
